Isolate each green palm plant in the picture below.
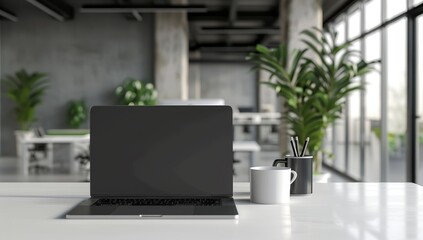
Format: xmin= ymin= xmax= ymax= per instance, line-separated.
xmin=3 ymin=70 xmax=49 ymax=131
xmin=248 ymin=27 xmax=377 ymax=173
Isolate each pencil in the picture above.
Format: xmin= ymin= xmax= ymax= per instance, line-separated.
xmin=294 ymin=136 xmax=300 ymax=157
xmin=300 ymin=137 xmax=310 ymax=157
xmin=290 ymin=137 xmax=298 ymax=157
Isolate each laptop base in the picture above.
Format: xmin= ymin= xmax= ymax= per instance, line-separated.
xmin=66 ymin=198 xmax=238 ymax=219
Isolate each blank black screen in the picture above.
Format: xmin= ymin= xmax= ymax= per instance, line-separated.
xmin=90 ymin=106 xmax=233 ymax=197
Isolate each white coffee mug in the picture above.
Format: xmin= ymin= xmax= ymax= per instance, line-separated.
xmin=250 ymin=166 xmax=297 ymax=204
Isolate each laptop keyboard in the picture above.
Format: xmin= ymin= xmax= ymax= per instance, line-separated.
xmin=93 ymin=198 xmax=222 ymax=206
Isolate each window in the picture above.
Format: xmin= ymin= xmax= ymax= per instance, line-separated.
xmin=323 ymin=127 xmax=334 ymax=166
xmin=414 ymin=0 xmax=423 ymax=6
xmin=325 ymin=0 xmax=423 ymax=183
xmin=334 ymin=117 xmax=347 ymax=172
xmin=347 ymin=40 xmax=362 ymax=179
xmin=386 ymin=0 xmax=407 ymax=20
xmin=332 ymin=19 xmax=347 ymax=172
xmin=386 ymin=18 xmax=407 ymax=181
xmin=335 ymin=19 xmax=346 ymax=45
xmin=365 ymin=0 xmax=381 ymax=31
xmin=364 ymin=31 xmax=382 ymax=181
xmin=417 ymin=15 xmax=423 ymax=185
xmin=348 ymin=8 xmax=361 ymax=40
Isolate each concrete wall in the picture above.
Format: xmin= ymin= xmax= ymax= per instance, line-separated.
xmin=189 ymin=63 xmax=256 ymax=110
xmin=0 ymin=0 xmax=154 ymax=156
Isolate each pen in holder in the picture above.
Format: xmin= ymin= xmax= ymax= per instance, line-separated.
xmin=273 ymin=155 xmax=313 ymax=194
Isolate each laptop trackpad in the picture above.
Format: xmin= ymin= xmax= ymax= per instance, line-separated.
xmin=112 ymin=206 xmax=195 ymax=215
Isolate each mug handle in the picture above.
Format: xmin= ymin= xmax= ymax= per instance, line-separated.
xmin=290 ymin=170 xmax=297 ymax=184
xmin=272 ymin=158 xmax=288 ymax=167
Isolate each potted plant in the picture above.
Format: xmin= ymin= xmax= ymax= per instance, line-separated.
xmin=115 ymin=78 xmax=158 ymax=106
xmin=248 ymin=27 xmax=377 ymax=175
xmin=3 ymin=69 xmax=49 ymax=131
xmin=67 ymin=100 xmax=88 ymax=128
xmin=3 ymin=69 xmax=49 ymax=156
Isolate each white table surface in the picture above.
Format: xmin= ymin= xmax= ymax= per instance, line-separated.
xmin=233 ymin=112 xmax=281 ymax=125
xmin=233 ymin=141 xmax=261 ymax=152
xmin=1 ymin=182 xmax=423 ymax=240
xmin=19 ymin=135 xmax=90 ymax=144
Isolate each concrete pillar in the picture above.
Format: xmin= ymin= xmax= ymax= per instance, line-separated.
xmin=258 ymin=69 xmax=278 ymax=145
xmin=154 ymin=0 xmax=189 ymax=100
xmin=284 ymin=0 xmax=323 ymax=52
xmin=188 ymin=51 xmax=201 ymax=99
xmin=258 ymin=70 xmax=277 ymax=112
xmin=276 ymin=0 xmax=322 ymax=154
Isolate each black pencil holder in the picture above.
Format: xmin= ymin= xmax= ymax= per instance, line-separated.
xmin=273 ymin=155 xmax=313 ymax=194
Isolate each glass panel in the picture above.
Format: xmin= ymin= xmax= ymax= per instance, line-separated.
xmin=414 ymin=0 xmax=423 ymax=6
xmin=364 ymin=31 xmax=382 ymax=182
xmin=323 ymin=126 xmax=334 ymax=166
xmin=334 ymin=119 xmax=347 ymax=171
xmin=365 ymin=0 xmax=381 ymax=31
xmin=386 ymin=0 xmax=407 ymax=20
xmin=418 ymin=15 xmax=423 ymax=185
xmin=348 ymin=8 xmax=361 ymax=40
xmin=333 ymin=20 xmax=347 ymax=172
xmin=386 ymin=18 xmax=407 ymax=181
xmin=347 ymin=40 xmax=362 ymax=179
xmin=335 ymin=20 xmax=346 ymax=45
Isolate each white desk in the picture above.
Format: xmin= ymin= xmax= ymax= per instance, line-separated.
xmin=0 ymin=182 xmax=422 ymax=240
xmin=233 ymin=112 xmax=281 ymax=125
xmin=18 ymin=138 xmax=255 ymax=175
xmin=233 ymin=113 xmax=280 ymax=146
xmin=233 ymin=141 xmax=261 ymax=166
xmin=17 ymin=135 xmax=90 ymax=175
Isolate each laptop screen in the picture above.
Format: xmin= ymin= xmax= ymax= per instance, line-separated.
xmin=90 ymin=106 xmax=233 ymax=197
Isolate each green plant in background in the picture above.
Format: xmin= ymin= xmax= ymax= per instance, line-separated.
xmin=115 ymin=78 xmax=158 ymax=106
xmin=248 ymin=27 xmax=377 ymax=173
xmin=3 ymin=69 xmax=49 ymax=130
xmin=67 ymin=100 xmax=88 ymax=128
xmin=372 ymin=128 xmax=406 ymax=154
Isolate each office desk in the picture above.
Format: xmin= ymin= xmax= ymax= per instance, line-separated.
xmin=233 ymin=112 xmax=281 ymax=125
xmin=17 ymin=135 xmax=90 ymax=175
xmin=1 ymin=182 xmax=422 ymax=240
xmin=233 ymin=141 xmax=261 ymax=166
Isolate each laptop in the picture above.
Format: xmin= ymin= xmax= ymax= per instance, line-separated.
xmin=66 ymin=105 xmax=238 ymax=219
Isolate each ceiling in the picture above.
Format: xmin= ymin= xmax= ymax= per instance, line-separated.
xmin=0 ymin=0 xmax=353 ymax=59
xmin=188 ymin=0 xmax=280 ymax=54
xmin=188 ymin=0 xmax=354 ymax=55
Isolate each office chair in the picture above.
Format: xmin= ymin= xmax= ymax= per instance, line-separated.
xmin=238 ymin=107 xmax=254 ymax=134
xmin=233 ymin=157 xmax=240 ymax=176
xmin=28 ymin=144 xmax=50 ymax=174
xmin=75 ymin=144 xmax=90 ymax=181
xmin=28 ymin=127 xmax=50 ymax=174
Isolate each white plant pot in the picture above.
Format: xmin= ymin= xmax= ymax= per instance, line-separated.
xmin=15 ymin=130 xmax=33 ymax=139
xmin=313 ymin=172 xmax=331 ymax=183
xmin=15 ymin=130 xmax=34 ymax=157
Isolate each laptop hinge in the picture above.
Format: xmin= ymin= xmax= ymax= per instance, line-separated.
xmin=90 ymin=195 xmax=233 ymax=198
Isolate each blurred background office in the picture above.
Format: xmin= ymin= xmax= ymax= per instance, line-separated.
xmin=0 ymin=0 xmax=422 ymax=184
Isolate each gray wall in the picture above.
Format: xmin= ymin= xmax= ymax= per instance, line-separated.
xmin=189 ymin=63 xmax=256 ymax=110
xmin=0 ymin=0 xmax=154 ymax=156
